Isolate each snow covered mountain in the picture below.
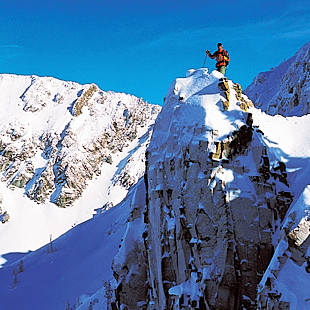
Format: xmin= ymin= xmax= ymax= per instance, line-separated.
xmin=0 ymin=178 xmax=146 ymax=310
xmin=1 ymin=42 xmax=310 ymax=310
xmin=112 ymin=68 xmax=310 ymax=309
xmin=0 ymin=74 xmax=160 ymax=264
xmin=0 ymin=74 xmax=160 ymax=207
xmin=245 ymin=41 xmax=310 ymax=117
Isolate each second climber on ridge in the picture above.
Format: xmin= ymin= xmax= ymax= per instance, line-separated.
xmin=206 ymin=43 xmax=230 ymax=75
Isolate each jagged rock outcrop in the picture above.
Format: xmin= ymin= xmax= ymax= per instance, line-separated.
xmin=111 ymin=179 xmax=149 ymax=310
xmin=112 ymin=68 xmax=294 ymax=309
xmin=245 ymin=41 xmax=310 ymax=116
xmin=0 ymin=74 xmax=161 ymax=207
xmin=257 ymin=184 xmax=310 ymax=309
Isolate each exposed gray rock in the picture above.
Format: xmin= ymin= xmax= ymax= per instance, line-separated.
xmin=141 ymin=128 xmax=293 ymax=309
xmin=111 ymin=69 xmax=295 ymax=309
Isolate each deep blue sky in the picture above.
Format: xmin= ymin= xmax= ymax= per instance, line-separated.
xmin=0 ymin=0 xmax=309 ymax=105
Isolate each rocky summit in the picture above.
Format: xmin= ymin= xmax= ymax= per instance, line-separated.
xmin=112 ymin=67 xmax=310 ymax=310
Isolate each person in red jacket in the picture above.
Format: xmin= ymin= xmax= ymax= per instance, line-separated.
xmin=206 ymin=43 xmax=230 ymax=75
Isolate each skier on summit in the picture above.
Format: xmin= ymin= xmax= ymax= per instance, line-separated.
xmin=206 ymin=43 xmax=230 ymax=75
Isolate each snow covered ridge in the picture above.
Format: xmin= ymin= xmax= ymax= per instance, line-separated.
xmin=112 ymin=68 xmax=301 ymax=309
xmin=245 ymin=41 xmax=310 ymax=116
xmin=0 ymin=73 xmax=161 ymax=208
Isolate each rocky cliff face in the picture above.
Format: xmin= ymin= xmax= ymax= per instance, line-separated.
xmin=112 ymin=69 xmax=297 ymax=309
xmin=256 ymin=183 xmax=310 ymax=310
xmin=0 ymin=74 xmax=161 ymax=208
xmin=245 ymin=41 xmax=310 ymax=117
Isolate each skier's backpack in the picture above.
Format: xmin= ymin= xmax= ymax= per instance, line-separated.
xmin=222 ymin=50 xmax=229 ymax=66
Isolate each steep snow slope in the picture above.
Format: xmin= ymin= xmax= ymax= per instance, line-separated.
xmin=251 ymin=110 xmax=310 ymax=200
xmin=245 ymin=41 xmax=310 ymax=116
xmin=112 ymin=68 xmax=310 ymax=310
xmin=0 ymin=74 xmax=160 ymax=266
xmin=0 ymin=178 xmax=146 ymax=310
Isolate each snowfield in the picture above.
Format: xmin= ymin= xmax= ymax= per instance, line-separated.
xmin=0 ymin=178 xmax=146 ymax=310
xmin=0 ymin=136 xmax=144 ymax=266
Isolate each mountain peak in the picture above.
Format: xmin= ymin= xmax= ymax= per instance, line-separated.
xmin=112 ymin=66 xmax=310 ymax=309
xmin=152 ymin=68 xmax=253 ymax=149
xmin=1 ymin=47 xmax=310 ymax=309
xmin=245 ymin=41 xmax=310 ymax=116
xmin=0 ymin=73 xmax=161 ymax=263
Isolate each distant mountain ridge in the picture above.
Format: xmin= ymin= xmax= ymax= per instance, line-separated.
xmin=245 ymin=41 xmax=310 ymax=116
xmin=0 ymin=73 xmax=160 ymax=272
xmin=0 ymin=74 xmax=160 ymax=208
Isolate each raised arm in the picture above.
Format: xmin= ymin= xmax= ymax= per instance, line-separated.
xmin=206 ymin=50 xmax=216 ymax=59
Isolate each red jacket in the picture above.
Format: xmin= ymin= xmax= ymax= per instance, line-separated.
xmin=208 ymin=50 xmax=229 ymax=68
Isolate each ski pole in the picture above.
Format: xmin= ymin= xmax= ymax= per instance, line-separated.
xmin=202 ymin=53 xmax=207 ymax=68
